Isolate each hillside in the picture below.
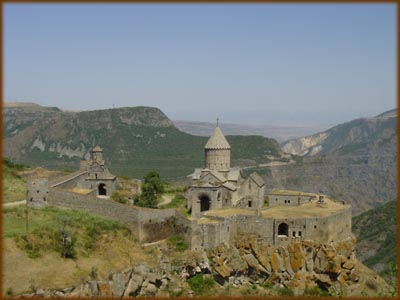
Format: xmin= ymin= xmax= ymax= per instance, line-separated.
xmin=281 ymin=109 xmax=397 ymax=156
xmin=3 ymin=103 xmax=281 ymax=181
xmin=174 ymin=120 xmax=331 ymax=143
xmin=256 ymin=109 xmax=397 ymax=215
xmin=2 ymin=159 xmax=27 ymax=203
xmin=352 ymin=200 xmax=397 ymax=279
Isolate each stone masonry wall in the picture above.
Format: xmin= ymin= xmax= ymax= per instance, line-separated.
xmin=50 ymin=171 xmax=88 ymax=189
xmin=48 ymin=188 xmax=141 ymax=236
xmin=47 ymin=188 xmax=193 ymax=243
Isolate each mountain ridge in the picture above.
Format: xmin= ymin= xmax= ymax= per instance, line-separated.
xmin=3 ymin=103 xmax=281 ymax=181
xmin=281 ymin=109 xmax=396 ymax=156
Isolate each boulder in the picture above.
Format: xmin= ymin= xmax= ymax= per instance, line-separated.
xmin=242 ymin=253 xmax=268 ymax=274
xmin=288 ymin=242 xmax=305 ymax=272
xmin=123 ymin=275 xmax=143 ymax=297
xmin=109 ymin=272 xmax=130 ymax=297
xmin=142 ymin=283 xmax=157 ymax=296
xmin=134 ymin=263 xmax=150 ymax=276
xmin=97 ymin=281 xmax=113 ymax=297
xmin=342 ymin=260 xmax=355 ymax=270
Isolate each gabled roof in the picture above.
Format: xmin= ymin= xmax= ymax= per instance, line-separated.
xmin=92 ymin=145 xmax=103 ymax=152
xmin=249 ymin=172 xmax=265 ymax=187
xmin=227 ymin=167 xmax=242 ymax=182
xmin=222 ymin=182 xmax=237 ymax=191
xmin=201 ymin=169 xmax=227 ymax=183
xmin=204 ymin=127 xmax=231 ymax=150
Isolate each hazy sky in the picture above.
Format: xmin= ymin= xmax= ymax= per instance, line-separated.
xmin=4 ymin=4 xmax=397 ymax=125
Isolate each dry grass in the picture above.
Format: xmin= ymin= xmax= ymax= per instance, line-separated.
xmin=18 ymin=167 xmax=68 ymax=182
xmin=69 ymin=187 xmax=93 ymax=195
xmin=3 ymin=233 xmax=154 ymax=295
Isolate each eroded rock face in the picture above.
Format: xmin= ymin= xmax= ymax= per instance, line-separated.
xmin=208 ymin=236 xmax=389 ymax=296
xmin=20 ymin=238 xmax=390 ymax=298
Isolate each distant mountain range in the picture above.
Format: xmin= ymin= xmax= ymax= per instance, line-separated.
xmin=3 ymin=102 xmax=397 ymax=215
xmin=244 ymin=109 xmax=397 ymax=215
xmin=281 ymin=109 xmax=397 ymax=156
xmin=174 ymin=120 xmax=332 ymax=143
xmin=3 ymin=102 xmax=281 ymax=181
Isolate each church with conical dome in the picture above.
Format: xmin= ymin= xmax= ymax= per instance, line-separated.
xmin=186 ymin=126 xmax=265 ymax=217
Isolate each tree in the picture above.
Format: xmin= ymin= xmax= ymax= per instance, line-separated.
xmin=134 ymin=171 xmax=164 ymax=208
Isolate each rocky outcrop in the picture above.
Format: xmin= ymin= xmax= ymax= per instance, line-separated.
xmin=19 ymin=236 xmax=390 ymax=298
xmin=20 ymin=263 xmax=169 ymax=298
xmin=207 ymin=236 xmax=389 ymax=296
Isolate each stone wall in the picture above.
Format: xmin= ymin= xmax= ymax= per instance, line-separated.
xmin=268 ymin=194 xmax=317 ymax=207
xmin=195 ymin=206 xmax=352 ymax=250
xmin=46 ymin=188 xmax=193 ymax=243
xmin=50 ymin=171 xmax=88 ymax=189
xmin=48 ymin=188 xmax=141 ymax=236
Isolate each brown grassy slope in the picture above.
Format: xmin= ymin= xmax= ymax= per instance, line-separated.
xmin=3 ymin=232 xmax=155 ymax=295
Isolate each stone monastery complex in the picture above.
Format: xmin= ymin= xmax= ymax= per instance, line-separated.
xmin=27 ymin=126 xmax=352 ymax=250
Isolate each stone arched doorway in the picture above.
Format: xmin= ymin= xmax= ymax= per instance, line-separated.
xmin=98 ymin=183 xmax=107 ymax=196
xmin=278 ymin=222 xmax=288 ymax=237
xmin=199 ymin=194 xmax=211 ymax=212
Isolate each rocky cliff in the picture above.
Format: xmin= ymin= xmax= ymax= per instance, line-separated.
xmin=19 ymin=237 xmax=391 ymax=297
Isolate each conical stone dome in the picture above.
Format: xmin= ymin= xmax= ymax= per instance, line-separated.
xmin=204 ymin=127 xmax=231 ymax=171
xmin=204 ymin=127 xmax=231 ymax=150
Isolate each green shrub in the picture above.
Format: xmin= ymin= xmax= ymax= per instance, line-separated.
xmin=304 ymin=286 xmax=329 ymax=296
xmin=278 ymin=287 xmax=294 ymax=296
xmin=160 ymin=193 xmax=185 ymax=209
xmin=6 ymin=287 xmax=13 ymax=297
xmin=187 ymin=274 xmax=215 ymax=295
xmin=111 ymin=191 xmax=127 ymax=204
xmin=167 ymin=234 xmax=188 ymax=252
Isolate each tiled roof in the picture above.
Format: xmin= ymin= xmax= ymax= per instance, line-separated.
xmin=204 ymin=127 xmax=231 ymax=150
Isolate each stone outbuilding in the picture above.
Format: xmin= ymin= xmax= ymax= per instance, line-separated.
xmin=77 ymin=145 xmax=116 ymax=196
xmin=186 ymin=126 xmax=265 ymax=218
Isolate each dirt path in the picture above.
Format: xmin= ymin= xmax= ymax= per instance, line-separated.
xmin=158 ymin=194 xmax=173 ymax=207
xmin=3 ymin=200 xmax=26 ymax=208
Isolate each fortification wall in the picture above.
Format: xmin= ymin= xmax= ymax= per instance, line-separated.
xmin=195 ymin=206 xmax=352 ymax=250
xmin=235 ymin=215 xmax=275 ymax=244
xmin=268 ymin=194 xmax=317 ymax=207
xmin=50 ymin=171 xmax=88 ymax=190
xmin=46 ymin=187 xmax=193 ymax=243
xmin=47 ymin=188 xmax=140 ymax=236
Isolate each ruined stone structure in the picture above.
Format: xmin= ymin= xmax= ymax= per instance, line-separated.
xmin=186 ymin=126 xmax=265 ymax=217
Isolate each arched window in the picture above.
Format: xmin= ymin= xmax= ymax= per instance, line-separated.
xmin=199 ymin=195 xmax=211 ymax=212
xmin=278 ymin=223 xmax=288 ymax=237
